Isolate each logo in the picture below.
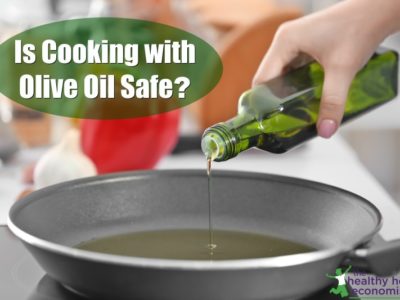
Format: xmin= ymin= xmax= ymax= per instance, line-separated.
xmin=326 ymin=266 xmax=352 ymax=298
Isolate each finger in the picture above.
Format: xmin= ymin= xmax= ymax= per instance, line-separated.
xmin=252 ymin=24 xmax=299 ymax=86
xmin=281 ymin=52 xmax=314 ymax=74
xmin=317 ymin=67 xmax=355 ymax=138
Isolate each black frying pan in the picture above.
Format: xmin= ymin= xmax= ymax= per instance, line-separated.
xmin=8 ymin=170 xmax=400 ymax=300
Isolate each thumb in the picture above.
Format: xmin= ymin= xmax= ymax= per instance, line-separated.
xmin=317 ymin=67 xmax=355 ymax=138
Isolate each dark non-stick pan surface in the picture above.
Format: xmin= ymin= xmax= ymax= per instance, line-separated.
xmin=8 ymin=170 xmax=382 ymax=300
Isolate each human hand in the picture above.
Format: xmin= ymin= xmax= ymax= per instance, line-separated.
xmin=253 ymin=0 xmax=400 ymax=138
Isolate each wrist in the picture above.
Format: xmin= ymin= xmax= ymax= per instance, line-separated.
xmin=350 ymin=0 xmax=400 ymax=36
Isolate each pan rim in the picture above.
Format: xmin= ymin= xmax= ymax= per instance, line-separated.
xmin=8 ymin=169 xmax=382 ymax=270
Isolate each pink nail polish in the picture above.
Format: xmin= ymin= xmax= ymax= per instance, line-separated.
xmin=318 ymin=119 xmax=337 ymax=138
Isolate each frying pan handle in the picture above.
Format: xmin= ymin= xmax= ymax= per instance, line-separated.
xmin=345 ymin=238 xmax=400 ymax=276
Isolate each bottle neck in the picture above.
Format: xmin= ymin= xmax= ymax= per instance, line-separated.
xmin=201 ymin=113 xmax=258 ymax=162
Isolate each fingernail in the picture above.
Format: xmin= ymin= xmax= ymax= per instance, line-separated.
xmin=318 ymin=119 xmax=337 ymax=138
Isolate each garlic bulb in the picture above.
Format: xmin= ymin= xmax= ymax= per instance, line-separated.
xmin=34 ymin=129 xmax=97 ymax=189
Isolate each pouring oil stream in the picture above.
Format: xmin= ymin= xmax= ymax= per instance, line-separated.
xmin=207 ymin=157 xmax=216 ymax=255
xmin=203 ymin=135 xmax=221 ymax=256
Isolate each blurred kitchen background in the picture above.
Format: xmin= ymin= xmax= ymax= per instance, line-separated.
xmin=1 ymin=0 xmax=400 ymax=203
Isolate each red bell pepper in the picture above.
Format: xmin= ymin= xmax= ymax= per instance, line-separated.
xmin=81 ymin=110 xmax=180 ymax=174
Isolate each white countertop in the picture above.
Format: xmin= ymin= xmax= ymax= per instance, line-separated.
xmin=1 ymin=135 xmax=400 ymax=241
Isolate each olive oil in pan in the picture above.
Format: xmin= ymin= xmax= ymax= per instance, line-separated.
xmin=76 ymin=229 xmax=314 ymax=260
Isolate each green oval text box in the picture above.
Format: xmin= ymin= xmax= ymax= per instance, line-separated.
xmin=0 ymin=18 xmax=223 ymax=119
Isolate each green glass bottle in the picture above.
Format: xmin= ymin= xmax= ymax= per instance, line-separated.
xmin=201 ymin=48 xmax=398 ymax=161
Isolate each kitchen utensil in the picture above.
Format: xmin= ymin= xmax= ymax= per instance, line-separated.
xmin=8 ymin=170 xmax=400 ymax=300
xmin=0 ymin=226 xmax=356 ymax=300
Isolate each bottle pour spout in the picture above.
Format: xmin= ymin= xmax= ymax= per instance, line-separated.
xmin=201 ymin=124 xmax=238 ymax=162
